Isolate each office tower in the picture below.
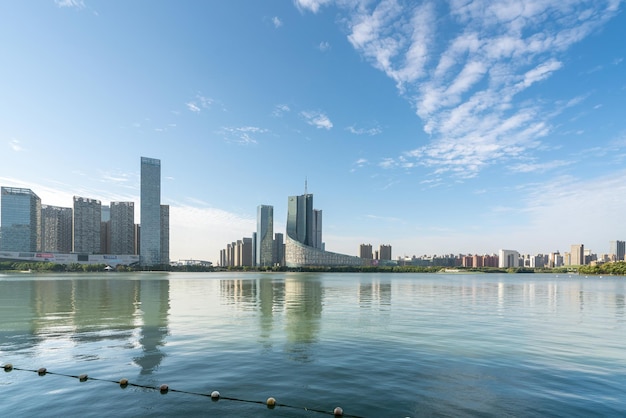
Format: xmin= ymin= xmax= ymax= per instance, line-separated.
xmin=379 ymin=244 xmax=392 ymax=261
xmin=41 ymin=205 xmax=72 ymax=253
xmin=312 ymin=209 xmax=323 ymax=250
xmin=110 ymin=202 xmax=135 ymax=255
xmin=609 ymin=240 xmax=625 ymax=261
xmin=257 ymin=205 xmax=274 ymax=267
xmin=251 ymin=232 xmax=257 ymax=266
xmin=160 ymin=205 xmax=169 ymax=265
xmin=140 ymin=157 xmax=161 ymax=265
xmin=360 ymin=244 xmax=373 ymax=259
xmin=134 ymin=224 xmax=141 ymax=255
xmin=287 ymin=193 xmax=314 ymax=246
xmin=0 ymin=187 xmax=41 ymax=252
xmin=73 ymin=196 xmax=101 ymax=254
xmin=571 ymin=244 xmax=584 ymax=265
xmin=273 ymin=232 xmax=284 ymax=266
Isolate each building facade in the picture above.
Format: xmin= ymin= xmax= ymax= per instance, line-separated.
xmin=73 ymin=196 xmax=101 ymax=254
xmin=379 ymin=245 xmax=392 ymax=261
xmin=160 ymin=204 xmax=170 ymax=265
xmin=570 ymin=244 xmax=584 ymax=266
xmin=498 ymin=249 xmax=520 ymax=268
xmin=285 ymin=192 xmax=363 ymax=267
xmin=110 ymin=201 xmax=135 ymax=255
xmin=360 ymin=244 xmax=373 ymax=259
xmin=256 ymin=205 xmax=274 ymax=267
xmin=609 ymin=240 xmax=625 ymax=261
xmin=140 ymin=157 xmax=162 ymax=266
xmin=0 ymin=187 xmax=41 ymax=252
xmin=41 ymin=205 xmax=72 ymax=253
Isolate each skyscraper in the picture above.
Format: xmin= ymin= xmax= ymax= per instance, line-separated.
xmin=110 ymin=201 xmax=135 ymax=255
xmin=160 ymin=204 xmax=170 ymax=264
xmin=287 ymin=193 xmax=313 ymax=246
xmin=571 ymin=244 xmax=585 ymax=265
xmin=379 ymin=244 xmax=392 ymax=261
xmin=609 ymin=240 xmax=625 ymax=261
xmin=41 ymin=205 xmax=72 ymax=253
xmin=360 ymin=244 xmax=373 ymax=259
xmin=0 ymin=187 xmax=41 ymax=252
xmin=256 ymin=205 xmax=274 ymax=267
xmin=73 ymin=196 xmax=101 ymax=254
xmin=140 ymin=157 xmax=162 ymax=266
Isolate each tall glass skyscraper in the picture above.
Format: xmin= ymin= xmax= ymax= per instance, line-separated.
xmin=256 ymin=205 xmax=274 ymax=267
xmin=140 ymin=157 xmax=162 ymax=266
xmin=0 ymin=187 xmax=41 ymax=252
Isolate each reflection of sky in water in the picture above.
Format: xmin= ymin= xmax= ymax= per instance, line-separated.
xmin=1 ymin=273 xmax=625 ymax=417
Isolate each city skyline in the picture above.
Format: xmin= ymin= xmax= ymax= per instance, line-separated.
xmin=2 ymin=2 xmax=626 ymax=263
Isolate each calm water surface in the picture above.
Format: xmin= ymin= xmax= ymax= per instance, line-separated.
xmin=1 ymin=272 xmax=625 ymax=417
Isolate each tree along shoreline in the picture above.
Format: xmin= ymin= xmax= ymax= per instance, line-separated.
xmin=3 ymin=260 xmax=621 ymax=275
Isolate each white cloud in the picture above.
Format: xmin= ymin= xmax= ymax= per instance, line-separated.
xmin=186 ymin=102 xmax=201 ymax=113
xmin=305 ymin=0 xmax=622 ymax=178
xmin=9 ymin=139 xmax=24 ymax=152
xmin=294 ymin=0 xmax=332 ymax=13
xmin=55 ymin=0 xmax=85 ymax=9
xmin=219 ymin=126 xmax=269 ymax=144
xmin=272 ymin=104 xmax=290 ymax=117
xmin=272 ymin=16 xmax=283 ymax=28
xmin=318 ymin=41 xmax=331 ymax=52
xmin=301 ymin=110 xmax=333 ymax=129
xmin=347 ymin=125 xmax=382 ymax=136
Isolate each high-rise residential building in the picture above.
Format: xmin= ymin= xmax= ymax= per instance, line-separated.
xmin=101 ymin=205 xmax=110 ymax=254
xmin=609 ymin=240 xmax=625 ymax=261
xmin=0 ymin=187 xmax=41 ymax=252
xmin=379 ymin=245 xmax=392 ymax=261
xmin=160 ymin=204 xmax=170 ymax=265
xmin=110 ymin=202 xmax=135 ymax=255
xmin=571 ymin=244 xmax=584 ymax=265
xmin=360 ymin=244 xmax=373 ymax=259
xmin=498 ymin=249 xmax=520 ymax=268
xmin=140 ymin=157 xmax=162 ymax=266
xmin=41 ymin=205 xmax=72 ymax=253
xmin=73 ymin=196 xmax=101 ymax=254
xmin=256 ymin=205 xmax=274 ymax=267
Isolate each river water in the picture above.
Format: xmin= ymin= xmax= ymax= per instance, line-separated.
xmin=1 ymin=272 xmax=624 ymax=417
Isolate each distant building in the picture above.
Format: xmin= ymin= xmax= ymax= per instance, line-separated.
xmin=0 ymin=187 xmax=41 ymax=252
xmin=160 ymin=204 xmax=170 ymax=265
xmin=498 ymin=249 xmax=520 ymax=268
xmin=379 ymin=245 xmax=392 ymax=261
xmin=273 ymin=232 xmax=284 ymax=266
xmin=100 ymin=205 xmax=110 ymax=254
xmin=609 ymin=240 xmax=625 ymax=261
xmin=140 ymin=156 xmax=167 ymax=266
xmin=570 ymin=244 xmax=584 ymax=266
xmin=360 ymin=244 xmax=373 ymax=259
xmin=73 ymin=196 xmax=101 ymax=254
xmin=257 ymin=205 xmax=274 ymax=267
xmin=41 ymin=204 xmax=72 ymax=253
xmin=110 ymin=201 xmax=135 ymax=255
xmin=285 ymin=192 xmax=363 ymax=267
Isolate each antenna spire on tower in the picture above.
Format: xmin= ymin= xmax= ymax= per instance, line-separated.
xmin=305 ymin=177 xmax=308 ymax=195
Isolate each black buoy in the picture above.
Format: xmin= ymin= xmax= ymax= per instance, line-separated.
xmin=3 ymin=364 xmax=13 ymax=372
xmin=37 ymin=367 xmax=47 ymax=376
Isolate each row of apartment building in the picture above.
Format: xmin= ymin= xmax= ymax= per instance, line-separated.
xmin=0 ymin=157 xmax=170 ymax=266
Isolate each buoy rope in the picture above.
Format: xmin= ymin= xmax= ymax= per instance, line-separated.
xmin=2 ymin=364 xmax=361 ymax=417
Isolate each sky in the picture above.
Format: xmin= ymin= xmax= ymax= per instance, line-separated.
xmin=1 ymin=0 xmax=625 ymax=263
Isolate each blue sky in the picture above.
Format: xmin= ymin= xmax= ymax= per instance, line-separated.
xmin=1 ymin=0 xmax=625 ymax=262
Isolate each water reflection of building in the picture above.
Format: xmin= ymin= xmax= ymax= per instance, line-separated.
xmin=358 ymin=279 xmax=391 ymax=307
xmin=134 ymin=279 xmax=170 ymax=374
xmin=284 ymin=275 xmax=323 ymax=362
xmin=1 ymin=276 xmax=170 ymax=374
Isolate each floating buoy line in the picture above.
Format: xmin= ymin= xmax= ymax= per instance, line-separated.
xmin=2 ymin=363 xmax=360 ymax=417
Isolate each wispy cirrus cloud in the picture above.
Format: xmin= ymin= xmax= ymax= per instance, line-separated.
xmin=55 ymin=0 xmax=85 ymax=9
xmin=272 ymin=104 xmax=291 ymax=117
xmin=219 ymin=126 xmax=268 ymax=145
xmin=186 ymin=94 xmax=214 ymax=113
xmin=347 ymin=125 xmax=382 ymax=136
xmin=301 ymin=110 xmax=333 ymax=130
xmin=301 ymin=0 xmax=622 ymax=179
xmin=272 ymin=16 xmax=283 ymax=28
